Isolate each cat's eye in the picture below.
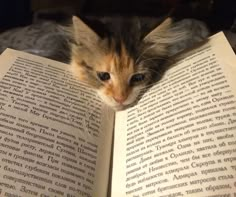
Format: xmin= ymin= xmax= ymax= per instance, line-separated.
xmin=130 ymin=73 xmax=145 ymax=84
xmin=97 ymin=72 xmax=110 ymax=81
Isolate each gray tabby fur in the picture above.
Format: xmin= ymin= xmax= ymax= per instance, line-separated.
xmin=0 ymin=21 xmax=70 ymax=62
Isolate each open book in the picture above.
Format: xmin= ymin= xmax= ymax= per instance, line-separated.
xmin=0 ymin=32 xmax=235 ymax=197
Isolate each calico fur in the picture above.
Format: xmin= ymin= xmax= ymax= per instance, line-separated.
xmin=69 ymin=16 xmax=209 ymax=110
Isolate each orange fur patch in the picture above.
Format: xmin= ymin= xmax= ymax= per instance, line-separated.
xmin=99 ymin=42 xmax=135 ymax=100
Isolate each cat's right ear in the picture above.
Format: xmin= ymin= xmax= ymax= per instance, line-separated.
xmin=72 ymin=16 xmax=100 ymax=47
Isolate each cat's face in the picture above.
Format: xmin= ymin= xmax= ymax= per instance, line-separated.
xmin=70 ymin=16 xmax=185 ymax=110
xmin=71 ymin=41 xmax=151 ymax=110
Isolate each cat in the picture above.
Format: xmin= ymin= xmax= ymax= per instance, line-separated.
xmin=69 ymin=16 xmax=209 ymax=110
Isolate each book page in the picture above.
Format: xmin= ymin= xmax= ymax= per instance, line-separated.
xmin=112 ymin=32 xmax=236 ymax=197
xmin=0 ymin=49 xmax=114 ymax=197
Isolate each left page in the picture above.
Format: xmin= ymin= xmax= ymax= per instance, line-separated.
xmin=0 ymin=49 xmax=114 ymax=197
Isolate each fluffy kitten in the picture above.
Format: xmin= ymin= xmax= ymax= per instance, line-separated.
xmin=70 ymin=16 xmax=208 ymax=110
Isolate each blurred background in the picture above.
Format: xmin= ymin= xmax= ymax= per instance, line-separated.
xmin=0 ymin=0 xmax=235 ymax=32
xmin=0 ymin=0 xmax=236 ymax=56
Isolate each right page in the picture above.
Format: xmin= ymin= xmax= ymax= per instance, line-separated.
xmin=112 ymin=32 xmax=236 ymax=197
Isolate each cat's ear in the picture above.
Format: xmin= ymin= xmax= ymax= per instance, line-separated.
xmin=144 ymin=18 xmax=172 ymax=42
xmin=143 ymin=17 xmax=188 ymax=56
xmin=72 ymin=16 xmax=100 ymax=47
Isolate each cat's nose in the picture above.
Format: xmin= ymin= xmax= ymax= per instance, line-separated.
xmin=113 ymin=96 xmax=127 ymax=104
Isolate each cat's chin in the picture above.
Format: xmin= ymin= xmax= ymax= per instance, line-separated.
xmin=113 ymin=104 xmax=127 ymax=111
xmin=105 ymin=100 xmax=136 ymax=111
xmin=105 ymin=101 xmax=130 ymax=111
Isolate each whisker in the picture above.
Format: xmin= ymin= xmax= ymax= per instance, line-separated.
xmin=140 ymin=82 xmax=159 ymax=89
xmin=141 ymin=57 xmax=174 ymax=64
xmin=139 ymin=81 xmax=161 ymax=89
xmin=135 ymin=45 xmax=156 ymax=64
xmin=142 ymin=68 xmax=164 ymax=76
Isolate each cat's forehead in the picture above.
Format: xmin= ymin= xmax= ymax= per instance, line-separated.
xmin=99 ymin=41 xmax=136 ymax=74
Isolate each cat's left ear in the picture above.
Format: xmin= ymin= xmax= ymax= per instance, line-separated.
xmin=143 ymin=17 xmax=188 ymax=56
xmin=72 ymin=16 xmax=100 ymax=47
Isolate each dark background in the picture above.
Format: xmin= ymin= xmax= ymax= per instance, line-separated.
xmin=0 ymin=0 xmax=236 ymax=32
